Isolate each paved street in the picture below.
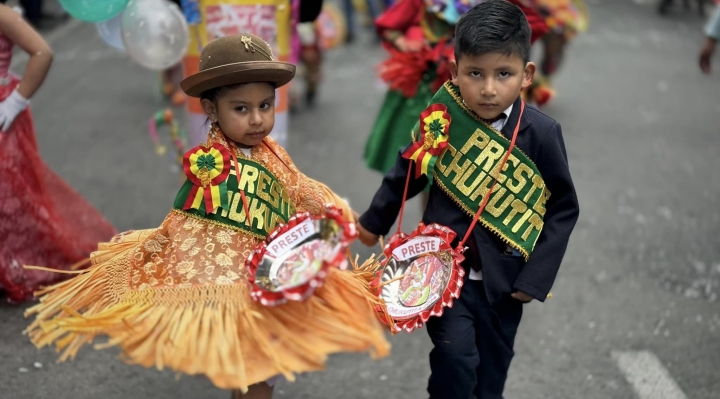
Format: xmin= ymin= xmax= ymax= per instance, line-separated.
xmin=2 ymin=1 xmax=720 ymax=398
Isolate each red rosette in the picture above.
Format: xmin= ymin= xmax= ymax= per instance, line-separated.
xmin=245 ymin=205 xmax=357 ymax=307
xmin=373 ymin=223 xmax=465 ymax=333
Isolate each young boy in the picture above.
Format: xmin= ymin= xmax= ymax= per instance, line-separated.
xmin=357 ymin=1 xmax=580 ymax=398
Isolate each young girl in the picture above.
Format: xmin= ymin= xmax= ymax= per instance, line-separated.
xmin=26 ymin=33 xmax=390 ymax=399
xmin=362 ymin=0 xmax=456 ymax=211
xmin=363 ymin=0 xmax=455 ymax=181
xmin=0 ymin=2 xmax=116 ymax=303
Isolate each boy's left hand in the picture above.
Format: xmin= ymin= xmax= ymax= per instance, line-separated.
xmin=511 ymin=290 xmax=534 ymax=303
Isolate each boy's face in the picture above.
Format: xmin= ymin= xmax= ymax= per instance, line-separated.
xmin=450 ymin=52 xmax=535 ymax=121
xmin=201 ymin=82 xmax=276 ymax=148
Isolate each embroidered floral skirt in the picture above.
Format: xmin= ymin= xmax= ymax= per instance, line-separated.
xmin=26 ymin=210 xmax=390 ymax=392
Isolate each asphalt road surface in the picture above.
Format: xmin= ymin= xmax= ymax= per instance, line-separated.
xmin=1 ymin=1 xmax=719 ymax=398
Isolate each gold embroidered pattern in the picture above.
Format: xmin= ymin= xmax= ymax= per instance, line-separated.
xmin=126 ymin=131 xmax=341 ymax=292
xmin=128 ymin=213 xmax=256 ymax=290
xmin=434 ymin=170 xmax=531 ymax=260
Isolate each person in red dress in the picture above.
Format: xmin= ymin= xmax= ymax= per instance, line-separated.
xmin=0 ymin=2 xmax=116 ymax=303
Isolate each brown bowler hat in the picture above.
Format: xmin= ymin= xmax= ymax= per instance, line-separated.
xmin=181 ymin=34 xmax=296 ymax=98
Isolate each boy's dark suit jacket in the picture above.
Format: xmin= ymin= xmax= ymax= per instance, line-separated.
xmin=360 ymin=96 xmax=580 ymax=305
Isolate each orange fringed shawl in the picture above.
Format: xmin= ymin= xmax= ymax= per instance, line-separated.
xmin=25 ymin=133 xmax=390 ymax=392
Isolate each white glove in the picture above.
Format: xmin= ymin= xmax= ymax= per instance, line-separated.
xmin=0 ymin=89 xmax=29 ymax=132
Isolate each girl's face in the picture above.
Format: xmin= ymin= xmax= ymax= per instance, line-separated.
xmin=201 ymin=82 xmax=276 ymax=148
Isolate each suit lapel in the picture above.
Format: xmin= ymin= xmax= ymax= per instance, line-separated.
xmin=500 ymin=96 xmax=532 ymax=139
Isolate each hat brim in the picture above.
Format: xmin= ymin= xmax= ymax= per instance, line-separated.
xmin=181 ymin=61 xmax=296 ymax=98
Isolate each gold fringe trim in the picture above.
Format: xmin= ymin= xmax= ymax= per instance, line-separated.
xmin=434 ymin=176 xmax=530 ymax=260
xmin=24 ymin=266 xmax=86 ymax=275
xmin=25 ymin=240 xmax=391 ymax=392
xmin=349 ymin=254 xmax=397 ymax=331
xmin=317 ymin=181 xmax=353 ymax=222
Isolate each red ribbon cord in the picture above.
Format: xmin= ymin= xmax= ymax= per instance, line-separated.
xmin=395 ymin=162 xmax=414 ymax=235
xmin=457 ymin=100 xmax=526 ymax=250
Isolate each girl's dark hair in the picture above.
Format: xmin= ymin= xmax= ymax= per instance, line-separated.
xmin=454 ymin=0 xmax=532 ymax=63
xmin=200 ymin=84 xmax=242 ymax=103
xmin=200 ymin=82 xmax=278 ymax=103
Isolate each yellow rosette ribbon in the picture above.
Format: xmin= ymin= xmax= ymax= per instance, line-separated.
xmin=403 ymin=103 xmax=452 ymax=180
xmin=181 ymin=143 xmax=232 ymax=214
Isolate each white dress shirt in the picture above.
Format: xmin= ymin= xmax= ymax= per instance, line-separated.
xmin=468 ymin=104 xmax=513 ymax=281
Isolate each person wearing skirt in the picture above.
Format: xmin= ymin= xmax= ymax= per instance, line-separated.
xmin=0 ymin=2 xmax=116 ymax=303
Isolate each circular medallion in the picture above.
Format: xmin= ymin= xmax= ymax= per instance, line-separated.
xmin=375 ymin=223 xmax=465 ymax=332
xmin=246 ymin=205 xmax=357 ymax=306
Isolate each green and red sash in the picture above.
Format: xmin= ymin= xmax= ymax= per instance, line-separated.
xmin=419 ymin=83 xmax=549 ymax=260
xmin=173 ymin=143 xmax=295 ymax=239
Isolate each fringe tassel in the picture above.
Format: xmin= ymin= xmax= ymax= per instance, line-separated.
xmin=24 ymin=240 xmax=391 ymax=392
xmin=349 ymin=254 xmax=396 ymax=331
xmin=316 ymin=181 xmax=353 ymax=222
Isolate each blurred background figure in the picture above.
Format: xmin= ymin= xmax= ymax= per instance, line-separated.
xmin=341 ymin=0 xmax=387 ymax=44
xmin=16 ymin=0 xmax=69 ymax=29
xmin=700 ymin=0 xmax=720 ymax=73
xmin=523 ymin=0 xmax=588 ymax=106
xmin=292 ymin=2 xmax=346 ymax=109
xmin=297 ymin=21 xmax=323 ymax=106
xmin=658 ymin=0 xmax=709 ymax=16
xmin=161 ymin=0 xmax=186 ymax=106
xmin=362 ymin=0 xmax=457 ymax=211
xmin=0 ymin=1 xmax=115 ymax=304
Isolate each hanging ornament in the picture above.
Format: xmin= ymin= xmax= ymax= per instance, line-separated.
xmin=246 ymin=206 xmax=357 ymax=307
xmin=148 ymin=108 xmax=187 ymax=170
xmin=374 ymin=223 xmax=465 ymax=333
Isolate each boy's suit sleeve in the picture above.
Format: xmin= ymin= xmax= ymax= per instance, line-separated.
xmin=359 ymin=148 xmax=429 ymax=236
xmin=513 ymin=122 xmax=580 ymax=301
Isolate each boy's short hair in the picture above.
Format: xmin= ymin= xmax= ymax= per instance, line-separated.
xmin=454 ymin=0 xmax=532 ymax=63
